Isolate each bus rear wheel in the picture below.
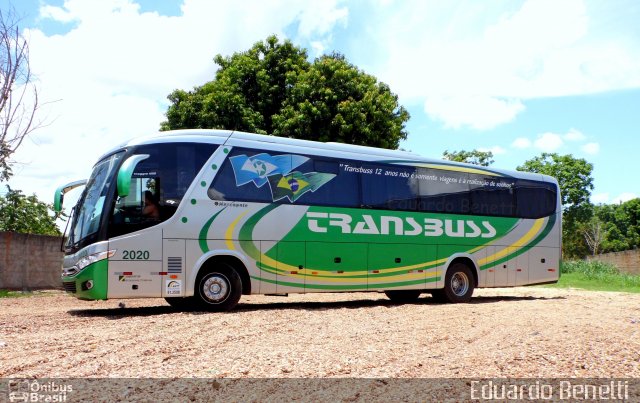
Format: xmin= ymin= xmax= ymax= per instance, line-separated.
xmin=194 ymin=263 xmax=242 ymax=312
xmin=440 ymin=263 xmax=475 ymax=303
xmin=384 ymin=289 xmax=422 ymax=303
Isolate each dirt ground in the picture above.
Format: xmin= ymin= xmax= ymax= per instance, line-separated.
xmin=1 ymin=287 xmax=639 ymax=380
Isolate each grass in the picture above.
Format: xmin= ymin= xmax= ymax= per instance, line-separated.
xmin=0 ymin=289 xmax=35 ymax=298
xmin=544 ymin=260 xmax=640 ymax=293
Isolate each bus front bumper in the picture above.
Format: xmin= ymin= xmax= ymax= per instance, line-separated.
xmin=61 ymin=259 xmax=108 ymax=300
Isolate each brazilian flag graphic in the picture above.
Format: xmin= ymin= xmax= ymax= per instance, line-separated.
xmin=268 ymin=171 xmax=336 ymax=202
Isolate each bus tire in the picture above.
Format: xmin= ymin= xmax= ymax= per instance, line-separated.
xmin=384 ymin=289 xmax=422 ymax=303
xmin=441 ymin=263 xmax=475 ymax=303
xmin=194 ymin=263 xmax=242 ymax=312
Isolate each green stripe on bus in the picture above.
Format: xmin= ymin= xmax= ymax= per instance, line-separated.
xmin=250 ymin=275 xmax=440 ymax=290
xmin=256 ymin=261 xmax=439 ymax=279
xmin=239 ymin=204 xmax=280 ymax=260
xmin=199 ymin=207 xmax=227 ymax=253
xmin=481 ymin=214 xmax=557 ymax=270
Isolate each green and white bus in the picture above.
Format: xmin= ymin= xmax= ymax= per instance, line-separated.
xmin=56 ymin=129 xmax=561 ymax=311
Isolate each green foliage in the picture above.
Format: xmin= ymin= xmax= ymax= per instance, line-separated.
xmin=517 ymin=153 xmax=594 ymax=258
xmin=0 ymin=143 xmax=12 ymax=181
xmin=560 ymin=260 xmax=619 ymax=276
xmin=551 ymin=260 xmax=640 ymax=293
xmin=0 ymin=289 xmax=33 ymax=298
xmin=163 ymin=36 xmax=309 ymax=134
xmin=272 ymin=53 xmax=409 ymax=148
xmin=593 ymin=198 xmax=640 ymax=252
xmin=162 ymin=36 xmax=409 ymax=149
xmin=548 ymin=272 xmax=640 ymax=293
xmin=0 ymin=186 xmax=61 ymax=235
xmin=442 ymin=149 xmax=494 ymax=166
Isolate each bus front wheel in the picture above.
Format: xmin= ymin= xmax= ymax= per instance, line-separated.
xmin=194 ymin=263 xmax=242 ymax=312
xmin=437 ymin=263 xmax=475 ymax=303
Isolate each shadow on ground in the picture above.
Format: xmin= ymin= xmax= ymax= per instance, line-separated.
xmin=67 ymin=294 xmax=565 ymax=318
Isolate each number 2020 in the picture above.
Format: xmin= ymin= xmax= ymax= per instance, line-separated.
xmin=123 ymin=250 xmax=149 ymax=260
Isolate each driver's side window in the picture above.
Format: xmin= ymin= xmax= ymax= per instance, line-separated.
xmin=107 ymin=142 xmax=218 ymax=239
xmin=110 ymin=178 xmax=160 ymax=236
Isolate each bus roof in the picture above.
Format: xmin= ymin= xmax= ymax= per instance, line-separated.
xmin=101 ymin=129 xmax=557 ymax=185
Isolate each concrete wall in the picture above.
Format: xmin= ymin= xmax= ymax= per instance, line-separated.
xmin=587 ymin=249 xmax=640 ymax=275
xmin=0 ymin=231 xmax=63 ymax=290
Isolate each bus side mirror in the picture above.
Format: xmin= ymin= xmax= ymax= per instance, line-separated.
xmin=54 ymin=179 xmax=88 ymax=212
xmin=116 ymin=154 xmax=149 ymax=198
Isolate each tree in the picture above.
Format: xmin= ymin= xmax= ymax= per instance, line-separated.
xmin=517 ymin=153 xmax=594 ymax=258
xmin=442 ymin=149 xmax=494 ymax=166
xmin=582 ymin=217 xmax=606 ymax=256
xmin=162 ymin=36 xmax=410 ymax=149
xmin=272 ymin=53 xmax=409 ymax=148
xmin=0 ymin=7 xmax=41 ymax=181
xmin=0 ymin=186 xmax=60 ymax=235
xmin=594 ymin=198 xmax=640 ymax=253
xmin=162 ymin=36 xmax=309 ymax=134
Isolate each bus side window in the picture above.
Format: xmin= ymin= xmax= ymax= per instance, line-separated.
xmin=208 ymin=148 xmax=273 ymax=203
xmin=416 ymin=168 xmax=470 ymax=214
xmin=293 ymin=159 xmax=359 ymax=207
xmin=468 ymin=175 xmax=515 ymax=217
xmin=515 ymin=180 xmax=557 ymax=218
xmin=361 ymin=164 xmax=417 ymax=211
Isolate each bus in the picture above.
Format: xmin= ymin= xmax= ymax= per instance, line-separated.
xmin=55 ymin=129 xmax=561 ymax=311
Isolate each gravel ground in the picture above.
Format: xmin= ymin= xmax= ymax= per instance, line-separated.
xmin=1 ymin=287 xmax=639 ymax=380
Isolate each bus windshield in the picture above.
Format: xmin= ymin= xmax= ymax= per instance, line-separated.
xmin=67 ymin=152 xmax=123 ymax=250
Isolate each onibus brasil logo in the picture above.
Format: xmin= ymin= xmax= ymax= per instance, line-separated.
xmin=7 ymin=379 xmax=72 ymax=402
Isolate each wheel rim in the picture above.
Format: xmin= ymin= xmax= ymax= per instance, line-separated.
xmin=450 ymin=272 xmax=469 ymax=297
xmin=201 ymin=273 xmax=230 ymax=304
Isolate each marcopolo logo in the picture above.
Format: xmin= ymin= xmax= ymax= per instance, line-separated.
xmin=306 ymin=212 xmax=497 ymax=238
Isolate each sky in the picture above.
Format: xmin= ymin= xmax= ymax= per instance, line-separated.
xmin=3 ymin=0 xmax=640 ymax=211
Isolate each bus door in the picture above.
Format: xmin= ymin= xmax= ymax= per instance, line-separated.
xmin=107 ymin=228 xmax=163 ymax=298
xmin=515 ymin=250 xmax=529 ymax=286
xmin=107 ymin=174 xmax=164 ymax=298
xmin=492 ymin=245 xmax=510 ymax=287
xmin=528 ymin=246 xmax=560 ymax=284
xmin=505 ymin=246 xmax=519 ymax=286
xmin=478 ymin=245 xmax=495 ymax=287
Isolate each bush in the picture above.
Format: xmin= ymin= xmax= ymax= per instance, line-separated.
xmin=561 ymin=260 xmax=619 ymax=277
xmin=560 ymin=260 xmax=640 ymax=289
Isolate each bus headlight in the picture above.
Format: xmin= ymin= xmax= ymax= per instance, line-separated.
xmin=73 ymin=250 xmax=116 ymax=273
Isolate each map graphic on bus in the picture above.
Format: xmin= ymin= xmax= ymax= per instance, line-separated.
xmin=229 ymin=153 xmax=308 ymax=187
xmin=268 ymin=171 xmax=336 ymax=202
xmin=229 ymin=152 xmax=337 ymax=202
